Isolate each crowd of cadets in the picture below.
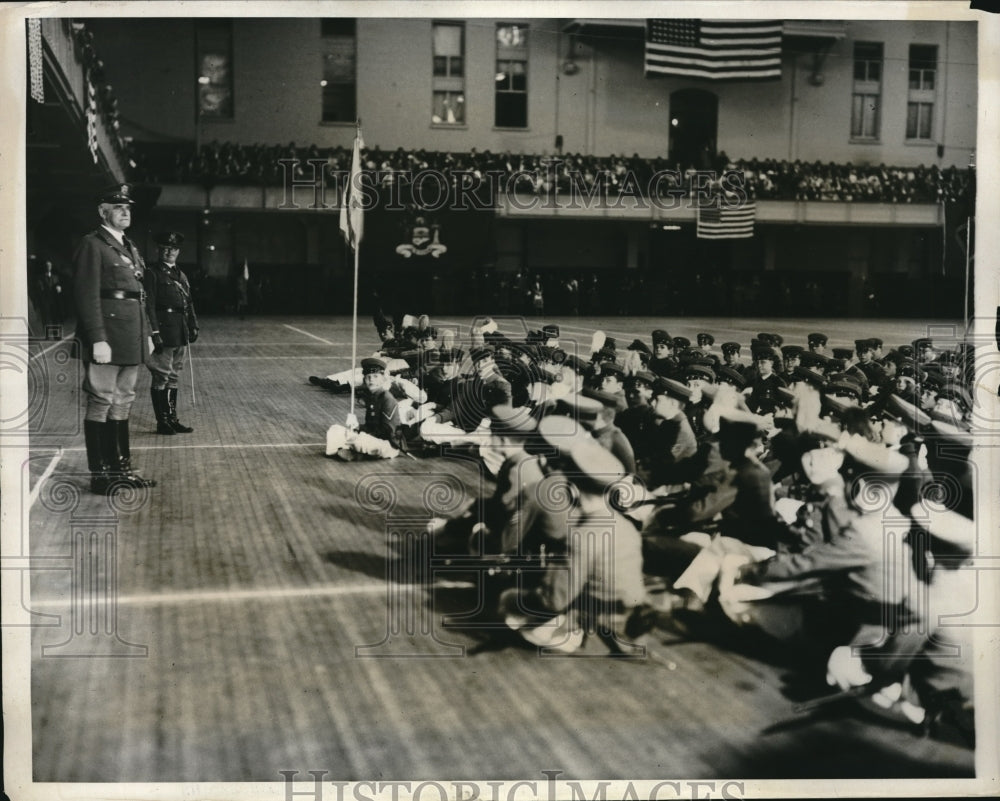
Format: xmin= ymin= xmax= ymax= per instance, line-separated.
xmin=309 ymin=315 xmax=976 ymax=746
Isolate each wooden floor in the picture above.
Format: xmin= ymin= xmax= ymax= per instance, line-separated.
xmin=23 ymin=315 xmax=976 ymax=783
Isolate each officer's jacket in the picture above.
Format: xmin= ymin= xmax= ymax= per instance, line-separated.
xmin=145 ymin=261 xmax=198 ymax=347
xmin=73 ymin=228 xmax=151 ymax=365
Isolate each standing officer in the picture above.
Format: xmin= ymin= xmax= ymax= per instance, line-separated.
xmin=73 ymin=183 xmax=156 ymax=494
xmin=145 ymin=231 xmax=199 ymax=434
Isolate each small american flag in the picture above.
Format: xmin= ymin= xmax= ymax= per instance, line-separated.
xmin=86 ymin=69 xmax=98 ymax=163
xmin=645 ymin=19 xmax=783 ymax=80
xmin=697 ymin=198 xmax=757 ymax=240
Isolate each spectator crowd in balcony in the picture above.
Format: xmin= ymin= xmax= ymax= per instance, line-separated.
xmin=131 ymin=139 xmax=973 ymax=205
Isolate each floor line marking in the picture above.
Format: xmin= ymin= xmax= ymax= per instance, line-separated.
xmin=283 ymin=324 xmax=336 ymax=345
xmin=30 ymin=579 xmax=476 ymax=608
xmin=58 ymin=442 xmax=327 ymax=453
xmin=28 ymin=449 xmax=63 ymax=508
xmin=194 ymin=356 xmax=354 ymax=361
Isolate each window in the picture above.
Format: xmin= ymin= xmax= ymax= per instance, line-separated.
xmin=197 ymin=20 xmax=233 ymax=119
xmin=495 ymin=24 xmax=528 ymax=128
xmin=907 ymin=44 xmax=937 ymax=140
xmin=432 ymin=22 xmax=465 ymax=125
xmin=850 ymin=42 xmax=882 ymax=140
xmin=321 ymin=18 xmax=356 ymax=123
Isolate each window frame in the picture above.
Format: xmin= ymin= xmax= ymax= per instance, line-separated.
xmin=494 ymin=22 xmax=529 ymax=130
xmin=320 ymin=18 xmax=357 ymax=125
xmin=850 ymin=42 xmax=883 ymax=143
xmin=906 ymin=44 xmax=938 ymax=142
xmin=431 ymin=21 xmax=467 ymax=128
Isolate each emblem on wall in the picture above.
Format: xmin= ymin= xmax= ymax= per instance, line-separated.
xmin=396 ymin=216 xmax=447 ymax=259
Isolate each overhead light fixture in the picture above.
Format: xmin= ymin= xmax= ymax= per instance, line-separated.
xmin=197 ymin=76 xmax=210 ymax=85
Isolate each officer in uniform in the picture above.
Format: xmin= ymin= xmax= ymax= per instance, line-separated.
xmin=145 ymin=231 xmax=199 ymax=434
xmin=73 ymin=184 xmax=156 ymax=494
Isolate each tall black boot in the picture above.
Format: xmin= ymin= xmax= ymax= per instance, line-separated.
xmin=108 ymin=419 xmax=156 ymax=488
xmin=166 ymin=388 xmax=193 ymax=433
xmin=151 ymin=388 xmax=176 ymax=435
xmin=84 ymin=419 xmax=117 ymax=495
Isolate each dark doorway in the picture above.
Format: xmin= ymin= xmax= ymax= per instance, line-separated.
xmin=669 ymin=89 xmax=718 ymax=169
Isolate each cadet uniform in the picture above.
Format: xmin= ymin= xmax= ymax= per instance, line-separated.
xmin=145 ymin=231 xmax=199 ymax=434
xmin=325 ymin=358 xmax=402 ymax=460
xmin=74 ymin=184 xmax=156 ymax=494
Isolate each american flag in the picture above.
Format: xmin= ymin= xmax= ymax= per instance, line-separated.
xmin=696 ymin=198 xmax=757 ymax=239
xmin=86 ymin=69 xmax=98 ymax=163
xmin=645 ymin=19 xmax=783 ymax=80
xmin=339 ymin=121 xmax=365 ymax=251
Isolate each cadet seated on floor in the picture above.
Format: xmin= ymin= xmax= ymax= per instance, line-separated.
xmin=324 ymin=357 xmax=402 ymax=461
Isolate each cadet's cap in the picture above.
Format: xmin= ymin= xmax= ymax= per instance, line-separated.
xmin=935 ymin=351 xmax=960 ymax=365
xmin=652 ymin=377 xmax=692 ymax=401
xmin=896 ymin=345 xmax=915 ymax=358
xmin=826 ymin=377 xmax=861 ymax=400
xmin=855 ymin=338 xmax=875 ymax=354
xmin=936 ymin=385 xmax=972 ymax=412
xmin=791 ymin=365 xmax=827 ymax=389
xmin=604 ymin=337 xmax=618 ymax=350
xmin=596 ymin=346 xmax=617 ymax=363
xmin=807 ymin=332 xmax=828 ymax=347
xmin=841 ymin=436 xmax=908 ymax=475
xmin=562 ymin=354 xmax=589 ymax=374
xmin=757 ymin=332 xmax=783 ymax=347
xmin=651 ymin=329 xmax=672 ymax=346
xmin=155 ymin=231 xmax=184 ymax=247
xmin=553 ymin=394 xmax=603 ymax=428
xmin=752 ymin=347 xmax=781 ymax=364
xmin=831 ymin=347 xmax=854 ymax=361
xmin=781 ymin=345 xmax=804 ymax=360
xmin=672 ymin=336 xmax=691 ymax=350
xmin=696 ymin=333 xmax=715 ymax=346
xmin=630 ymin=369 xmax=656 ymax=386
xmin=882 ymin=394 xmax=932 ymax=429
xmin=581 ymin=386 xmax=622 ymax=409
xmin=721 ymin=341 xmax=741 ymax=355
xmin=542 ymin=324 xmax=560 ymax=339
xmin=798 ymin=350 xmax=829 ymax=369
xmin=912 ymin=338 xmax=933 ymax=351
xmin=920 ymin=371 xmax=944 ymax=390
xmin=682 ymin=363 xmax=715 ymax=383
xmin=717 ymin=409 xmax=767 ymax=441
xmin=361 ymin=357 xmax=387 ymax=374
xmin=470 ymin=346 xmax=495 ymax=363
xmin=599 ymin=362 xmax=625 ymax=379
xmin=99 ymin=183 xmax=135 ymax=205
xmin=489 ymin=404 xmax=538 ymax=436
xmin=715 ymin=366 xmax=747 ymax=389
xmin=869 ymin=338 xmax=883 ymax=349
xmin=538 ymin=413 xmax=591 ymax=449
xmin=627 ymin=339 xmax=651 ymax=355
xmin=562 ymin=438 xmax=628 ymax=491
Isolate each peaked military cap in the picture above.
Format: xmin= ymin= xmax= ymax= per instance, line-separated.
xmin=651 ymin=329 xmax=672 ymax=346
xmin=781 ymin=345 xmax=804 ymax=360
xmin=807 ymin=332 xmax=828 ymax=347
xmin=99 ymin=183 xmax=135 ymax=204
xmin=542 ymin=324 xmax=560 ymax=339
xmin=155 ymin=231 xmax=185 ymax=247
xmin=361 ymin=357 xmax=387 ymax=374
xmin=721 ymin=341 xmax=741 ymax=355
xmin=696 ymin=333 xmax=715 ymax=346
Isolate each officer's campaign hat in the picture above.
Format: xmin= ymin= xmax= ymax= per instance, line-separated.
xmin=651 ymin=329 xmax=672 ymax=346
xmin=696 ymin=332 xmax=715 ymax=347
xmin=155 ymin=231 xmax=185 ymax=248
xmin=651 ymin=377 xmax=692 ymax=401
xmin=807 ymin=332 xmax=828 ymax=348
xmin=721 ymin=341 xmax=741 ymax=356
xmin=99 ymin=183 xmax=135 ymax=204
xmin=360 ymin=357 xmax=387 ymax=374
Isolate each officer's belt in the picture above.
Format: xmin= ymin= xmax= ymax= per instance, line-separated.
xmin=101 ymin=289 xmax=145 ymax=301
xmin=157 ymin=307 xmax=184 ymax=314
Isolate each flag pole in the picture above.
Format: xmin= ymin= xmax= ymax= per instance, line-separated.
xmin=346 ymin=119 xmax=363 ymax=424
xmin=188 ymin=340 xmax=196 ymax=405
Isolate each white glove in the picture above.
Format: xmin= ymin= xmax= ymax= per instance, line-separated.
xmin=147 ymin=336 xmax=155 ymax=355
xmin=826 ymin=645 xmax=872 ymax=691
xmin=345 ymin=413 xmax=359 ymax=431
xmin=92 ymin=341 xmax=111 ymax=363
